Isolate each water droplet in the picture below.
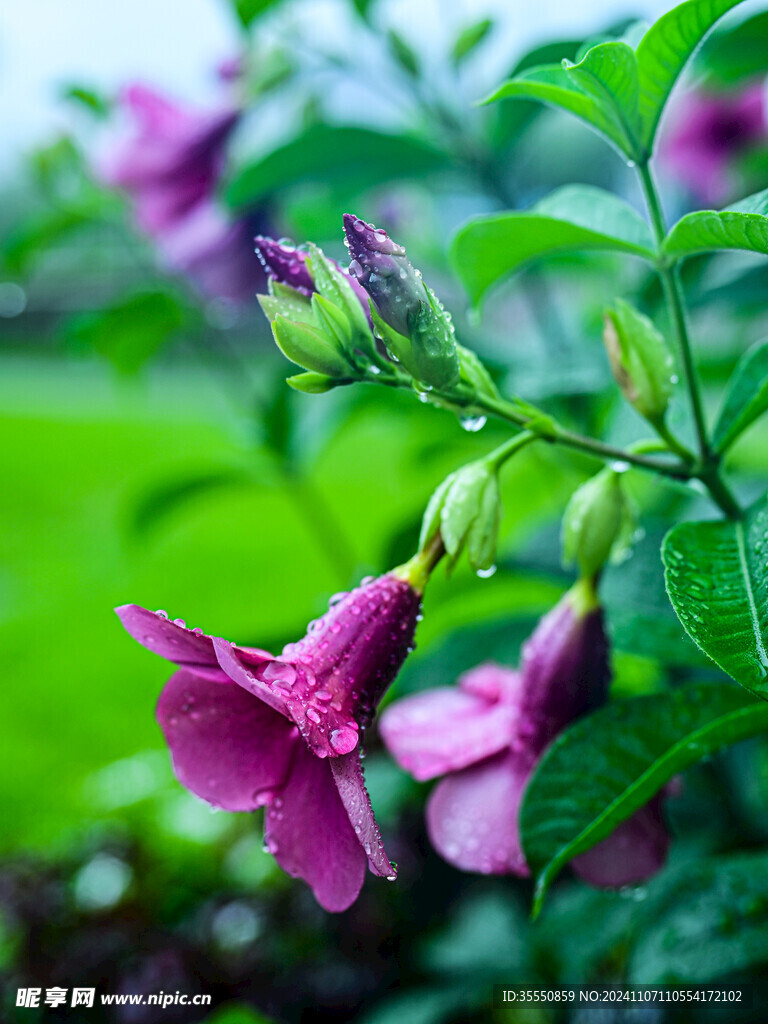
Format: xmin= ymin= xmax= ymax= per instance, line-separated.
xmin=306 ymin=708 xmax=321 ymax=724
xmin=459 ymin=415 xmax=486 ymax=432
xmin=173 ymin=618 xmax=186 ymax=628
xmin=476 ymin=565 xmax=497 ymax=578
xmin=330 ymin=726 xmax=359 ymax=754
xmin=155 ymin=609 xmax=168 ymax=619
xmin=261 ymin=662 xmax=297 ymax=687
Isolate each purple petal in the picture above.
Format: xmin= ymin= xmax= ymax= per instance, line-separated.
xmin=426 ymin=751 xmax=531 ymax=876
xmin=264 ymin=744 xmax=367 ymax=912
xmin=379 ymin=687 xmax=515 ymax=782
xmin=156 ymin=670 xmax=297 ymax=811
xmin=458 ymin=662 xmax=523 ymax=704
xmin=571 ymin=797 xmax=670 ymax=888
xmin=162 ymin=205 xmax=262 ymax=302
xmin=212 ymin=637 xmax=292 ymax=718
xmin=330 ymin=751 xmax=396 ymax=878
xmin=262 ymin=574 xmax=421 ymax=758
xmin=116 ymin=605 xmax=225 ymax=679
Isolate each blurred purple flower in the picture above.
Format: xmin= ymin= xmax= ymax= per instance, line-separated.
xmin=116 ymin=571 xmax=421 ymax=911
xmin=162 ymin=204 xmax=265 ymax=304
xmin=100 ymin=84 xmax=239 ymax=233
xmin=217 ymin=55 xmax=244 ymax=83
xmin=659 ymin=82 xmax=767 ymax=205
xmin=380 ymin=583 xmax=669 ymax=886
xmin=99 ymin=83 xmax=265 ymax=302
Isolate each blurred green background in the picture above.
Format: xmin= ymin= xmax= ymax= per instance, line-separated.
xmin=4 ymin=0 xmax=768 ymax=1021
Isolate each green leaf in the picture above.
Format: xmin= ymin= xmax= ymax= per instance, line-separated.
xmin=60 ymin=84 xmax=111 ymax=118
xmin=663 ymin=188 xmax=768 ymax=261
xmin=387 ymin=30 xmax=420 ymax=76
xmin=698 ymin=10 xmax=768 ymax=84
xmin=65 ymin=290 xmax=185 ymax=374
xmin=713 ymin=340 xmax=768 ymax=454
xmin=451 ymin=185 xmax=655 ymax=306
xmin=225 ymin=125 xmax=448 ymax=209
xmin=129 ymin=469 xmax=250 ymax=536
xmin=635 ymin=0 xmax=748 ymax=150
xmin=520 ymin=682 xmax=768 ymax=915
xmin=629 ymin=851 xmax=768 ymax=983
xmin=564 ymin=42 xmax=642 ymax=156
xmin=483 ymin=64 xmax=634 ymax=157
xmin=230 ymin=0 xmax=282 ymax=29
xmin=451 ymin=18 xmax=494 ymax=66
xmin=663 ymin=493 xmax=768 ymax=698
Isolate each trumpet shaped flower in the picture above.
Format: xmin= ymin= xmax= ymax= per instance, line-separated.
xmin=100 ymin=84 xmax=239 ymax=233
xmin=380 ymin=583 xmax=669 ymax=885
xmin=117 ymin=571 xmax=421 ymax=911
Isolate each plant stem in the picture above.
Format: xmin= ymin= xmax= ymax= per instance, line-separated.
xmin=637 ymin=161 xmax=711 ymax=461
xmin=486 ymin=430 xmax=537 ymax=471
xmin=636 ymin=160 xmax=743 ymax=518
xmin=473 ymin=392 xmax=692 ymax=479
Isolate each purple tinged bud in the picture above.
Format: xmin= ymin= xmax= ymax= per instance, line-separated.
xmin=343 ymin=213 xmax=459 ymax=388
xmin=343 ymin=213 xmax=425 ymax=337
xmin=515 ymin=579 xmax=610 ymax=757
xmin=254 ymin=237 xmax=315 ymax=295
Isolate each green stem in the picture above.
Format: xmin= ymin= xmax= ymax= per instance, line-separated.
xmin=486 ymin=430 xmax=537 ymax=471
xmin=636 ymin=160 xmax=743 ymax=519
xmin=654 ymin=418 xmax=696 ymax=465
xmin=473 ymin=392 xmax=691 ymax=479
xmin=637 ymin=161 xmax=711 ymax=462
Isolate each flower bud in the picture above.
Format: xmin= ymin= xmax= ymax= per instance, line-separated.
xmin=255 ymin=236 xmax=315 ymax=295
xmin=271 ymin=315 xmax=352 ymax=378
xmin=420 ymin=459 xmax=501 ymax=571
xmin=562 ymin=469 xmax=633 ymax=580
xmin=343 ymin=213 xmax=460 ymax=389
xmin=603 ymin=300 xmax=675 ymax=426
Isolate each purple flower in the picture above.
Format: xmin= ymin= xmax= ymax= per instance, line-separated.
xmin=380 ymin=584 xmax=669 ymax=885
xmin=659 ymin=82 xmax=767 ymax=205
xmin=116 ymin=571 xmax=422 ymax=912
xmin=100 ymin=84 xmax=239 ymax=234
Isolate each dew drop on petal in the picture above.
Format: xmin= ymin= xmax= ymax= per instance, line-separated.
xmin=330 ymin=726 xmax=359 ymax=754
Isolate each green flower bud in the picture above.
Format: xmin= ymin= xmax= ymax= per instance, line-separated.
xmin=286 ymin=372 xmax=349 ymax=394
xmin=562 ymin=468 xmax=634 ymax=579
xmin=271 ymin=315 xmax=352 ymax=378
xmin=603 ymin=300 xmax=676 ymax=426
xmin=420 ymin=459 xmax=501 ymax=571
